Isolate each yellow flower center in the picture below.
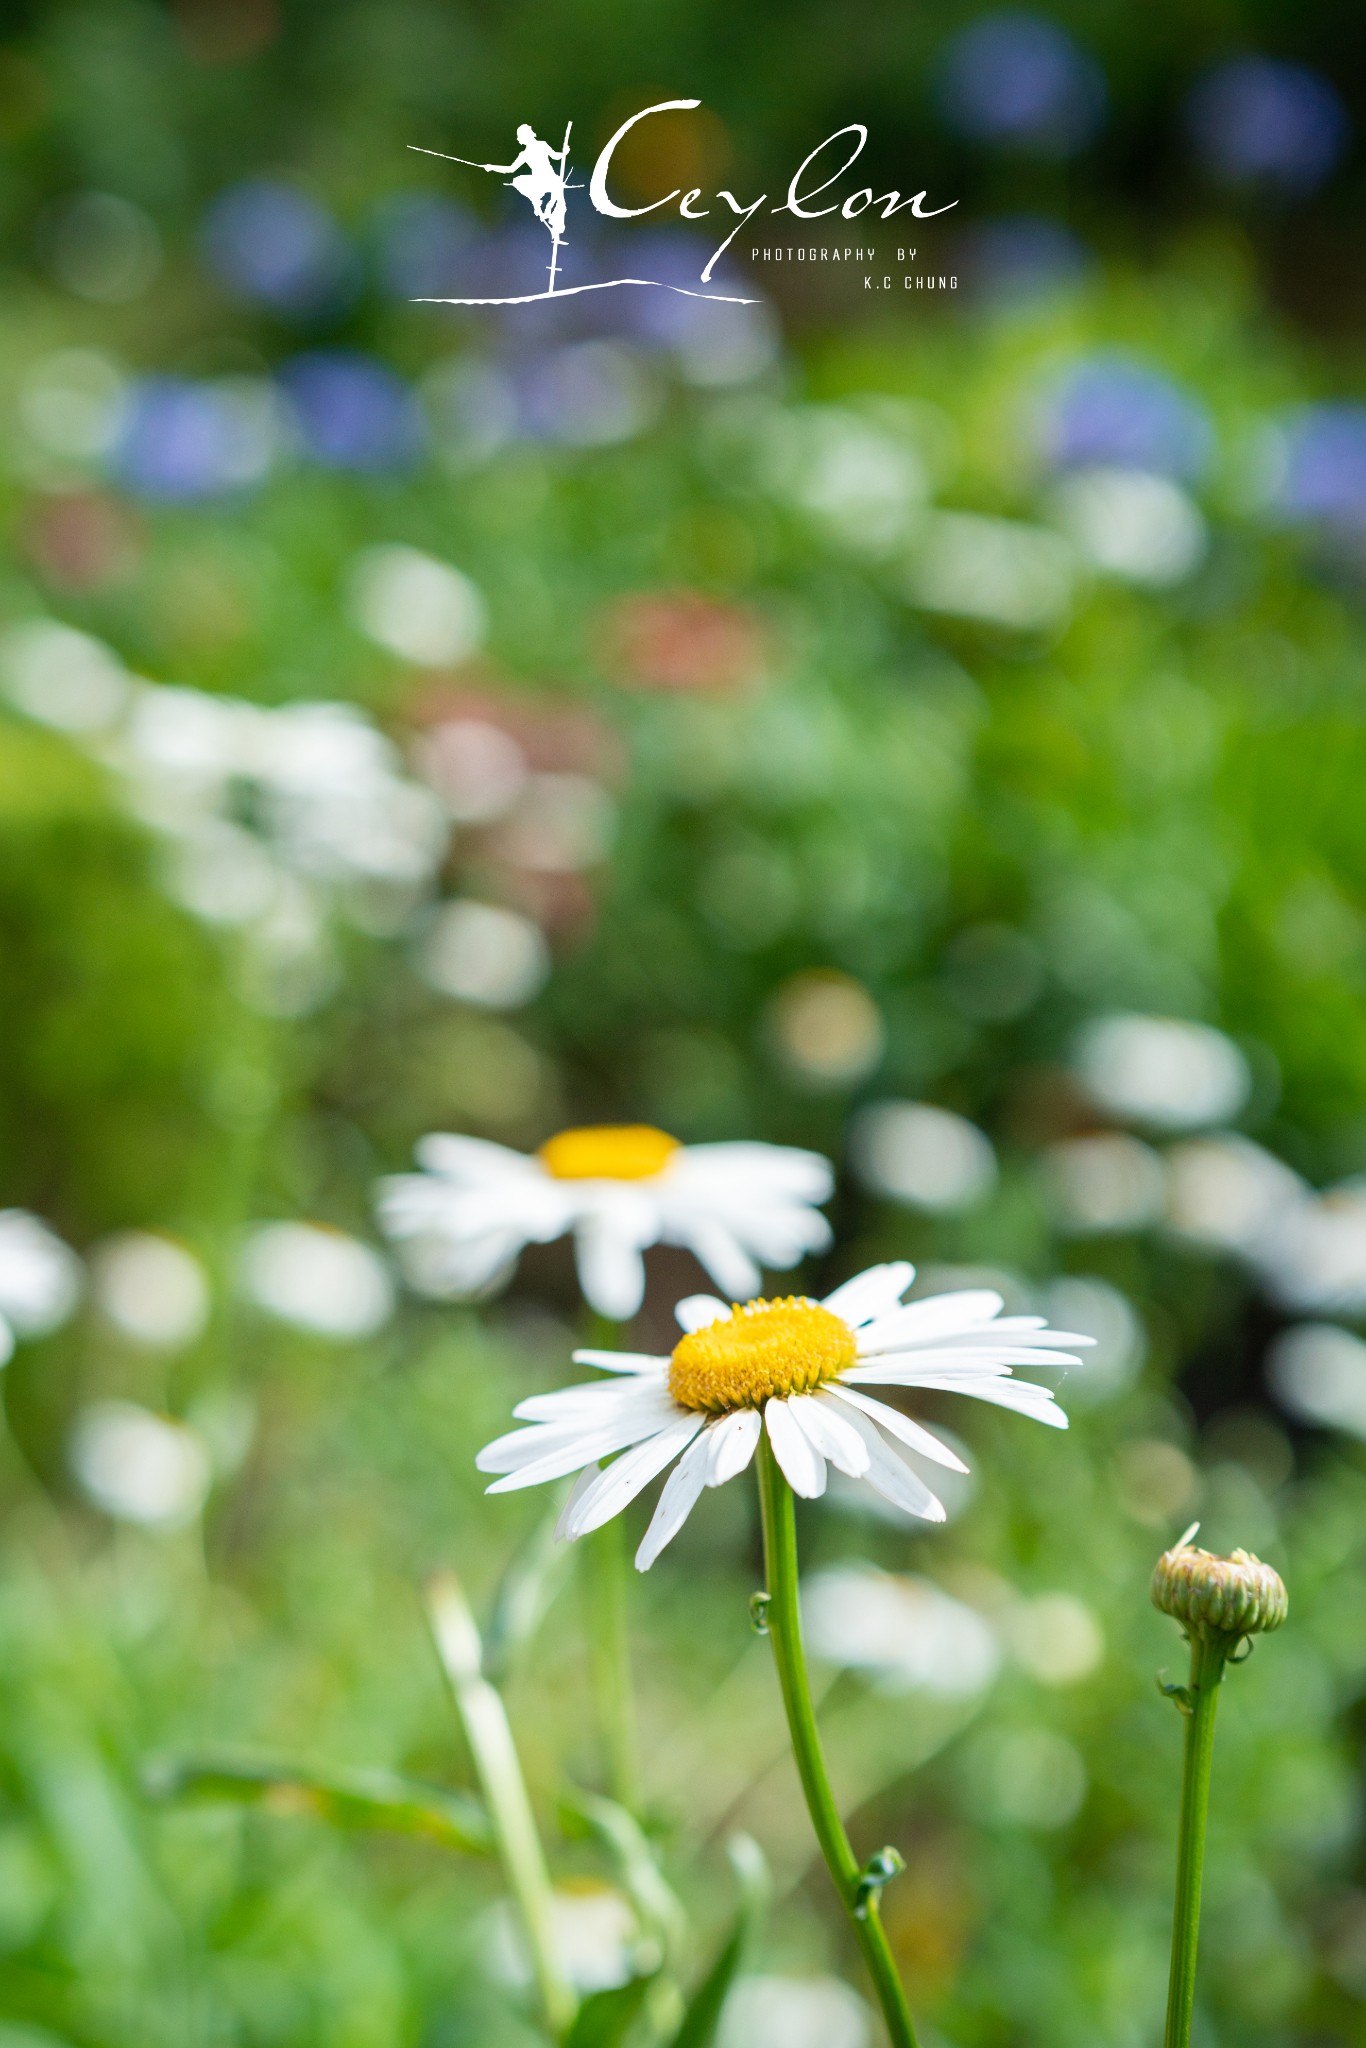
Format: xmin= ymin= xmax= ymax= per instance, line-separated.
xmin=537 ymin=1124 xmax=681 ymax=1182
xmin=668 ymin=1298 xmax=856 ymax=1415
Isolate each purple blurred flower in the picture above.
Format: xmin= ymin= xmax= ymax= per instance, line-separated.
xmin=1188 ymin=58 xmax=1349 ymax=195
xmin=202 ymin=180 xmax=354 ymax=316
xmin=938 ymin=13 xmax=1106 ymax=156
xmin=1044 ymin=356 xmax=1212 ymax=479
xmin=112 ymin=377 xmax=277 ymax=500
xmin=609 ymin=231 xmax=730 ymax=343
xmin=959 ymin=214 xmax=1090 ymax=309
xmin=458 ymin=222 xmax=584 ymax=303
xmin=512 ymin=342 xmax=656 ymax=446
xmin=280 ymin=352 xmax=424 ymax=471
xmin=374 ymin=192 xmax=478 ymax=300
xmin=1274 ymin=406 xmax=1366 ymax=532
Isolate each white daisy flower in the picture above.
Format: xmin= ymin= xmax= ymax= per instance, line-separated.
xmin=0 ymin=1210 xmax=82 ymax=1364
xmin=377 ymin=1124 xmax=834 ymax=1321
xmin=475 ymin=1264 xmax=1092 ymax=1567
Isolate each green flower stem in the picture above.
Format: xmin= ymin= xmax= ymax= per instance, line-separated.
xmin=1164 ymin=1633 xmax=1230 ymax=2048
xmin=426 ymin=1573 xmax=576 ymax=2042
xmin=583 ymin=1312 xmax=641 ymax=1812
xmin=755 ymin=1437 xmax=921 ymax=2048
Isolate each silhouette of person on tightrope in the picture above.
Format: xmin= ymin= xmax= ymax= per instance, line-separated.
xmin=482 ymin=124 xmax=571 ymax=246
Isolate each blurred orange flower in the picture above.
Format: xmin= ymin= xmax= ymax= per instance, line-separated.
xmin=20 ymin=492 xmax=142 ymax=593
xmin=601 ymin=589 xmax=768 ymax=694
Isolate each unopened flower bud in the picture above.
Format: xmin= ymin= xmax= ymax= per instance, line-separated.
xmin=1151 ymin=1539 xmax=1287 ymax=1645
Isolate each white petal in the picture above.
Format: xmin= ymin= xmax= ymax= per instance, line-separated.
xmin=668 ymin=1143 xmax=834 ymax=1202
xmin=943 ymin=1314 xmax=1047 ymax=1335
xmin=574 ymin=1220 xmax=649 ymax=1320
xmin=785 ymin=1393 xmax=871 ymax=1478
xmin=570 ymin=1350 xmax=671 ymax=1375
xmin=706 ymin=1407 xmax=763 ymax=1485
xmin=861 ymin=1334 xmax=1092 ymax=1364
xmin=845 ymin=1346 xmax=1084 ymax=1382
xmin=478 ymin=1421 xmax=578 ymax=1473
xmin=931 ymin=1378 xmax=1070 ymax=1428
xmin=855 ymin=1291 xmax=1005 ymax=1351
xmin=634 ymin=1429 xmax=713 ymax=1569
xmin=561 ymin=1416 xmax=705 ymax=1538
xmin=485 ymin=1440 xmax=627 ymax=1491
xmin=481 ymin=1399 xmax=678 ymax=1487
xmin=691 ymin=1201 xmax=833 ymax=1266
xmin=0 ymin=1317 xmax=13 ymax=1368
xmin=838 ymin=1406 xmax=946 ymax=1522
xmin=510 ymin=1389 xmax=674 ymax=1433
xmin=821 ymin=1263 xmax=915 ymax=1326
xmin=673 ymin=1219 xmax=762 ymax=1302
xmin=514 ymin=1377 xmax=669 ymax=1420
xmin=377 ymin=1199 xmax=528 ymax=1296
xmin=859 ymin=1371 xmax=1070 ymax=1428
xmin=413 ymin=1134 xmax=538 ymax=1184
xmin=675 ymin=1294 xmax=730 ymax=1333
xmin=555 ymin=1463 xmax=602 ymax=1540
xmin=829 ymin=1385 xmax=970 ymax=1472
xmin=885 ymin=1316 xmax=1094 ymax=1350
xmin=421 ymin=1230 xmax=527 ymax=1292
xmin=765 ymin=1398 xmax=827 ymax=1498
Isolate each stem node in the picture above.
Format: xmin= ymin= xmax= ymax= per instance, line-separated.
xmin=853 ymin=1846 xmax=906 ymax=1920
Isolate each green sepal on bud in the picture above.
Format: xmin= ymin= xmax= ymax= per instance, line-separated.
xmin=1151 ymin=1525 xmax=1288 ymax=1649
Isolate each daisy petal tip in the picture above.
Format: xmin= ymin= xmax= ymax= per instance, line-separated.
xmin=675 ymin=1293 xmax=729 ymax=1333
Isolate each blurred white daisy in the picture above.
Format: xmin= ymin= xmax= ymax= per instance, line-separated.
xmin=377 ymin=1125 xmax=833 ymax=1321
xmin=476 ymin=1263 xmax=1091 ymax=1567
xmin=239 ymin=1221 xmax=394 ymax=1340
xmin=0 ymin=1210 xmax=82 ymax=1363
xmin=69 ymin=1399 xmax=211 ymax=1529
xmin=81 ymin=682 xmax=449 ymax=1012
xmin=117 ymin=686 xmax=446 ymax=901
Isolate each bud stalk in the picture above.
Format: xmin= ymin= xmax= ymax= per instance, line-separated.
xmin=1154 ymin=1534 xmax=1287 ymax=2048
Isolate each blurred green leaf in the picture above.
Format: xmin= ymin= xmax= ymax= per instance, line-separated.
xmin=563 ymin=1973 xmax=658 ymax=2048
xmin=667 ymin=1836 xmax=769 ymax=2048
xmin=144 ymin=1754 xmax=494 ymax=1857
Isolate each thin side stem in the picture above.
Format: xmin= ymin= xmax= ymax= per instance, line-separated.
xmin=427 ymin=1573 xmax=576 ymax=2042
xmin=1164 ymin=1634 xmax=1228 ymax=2048
xmin=582 ymin=1312 xmax=641 ymax=1811
xmin=755 ymin=1437 xmax=921 ymax=2048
